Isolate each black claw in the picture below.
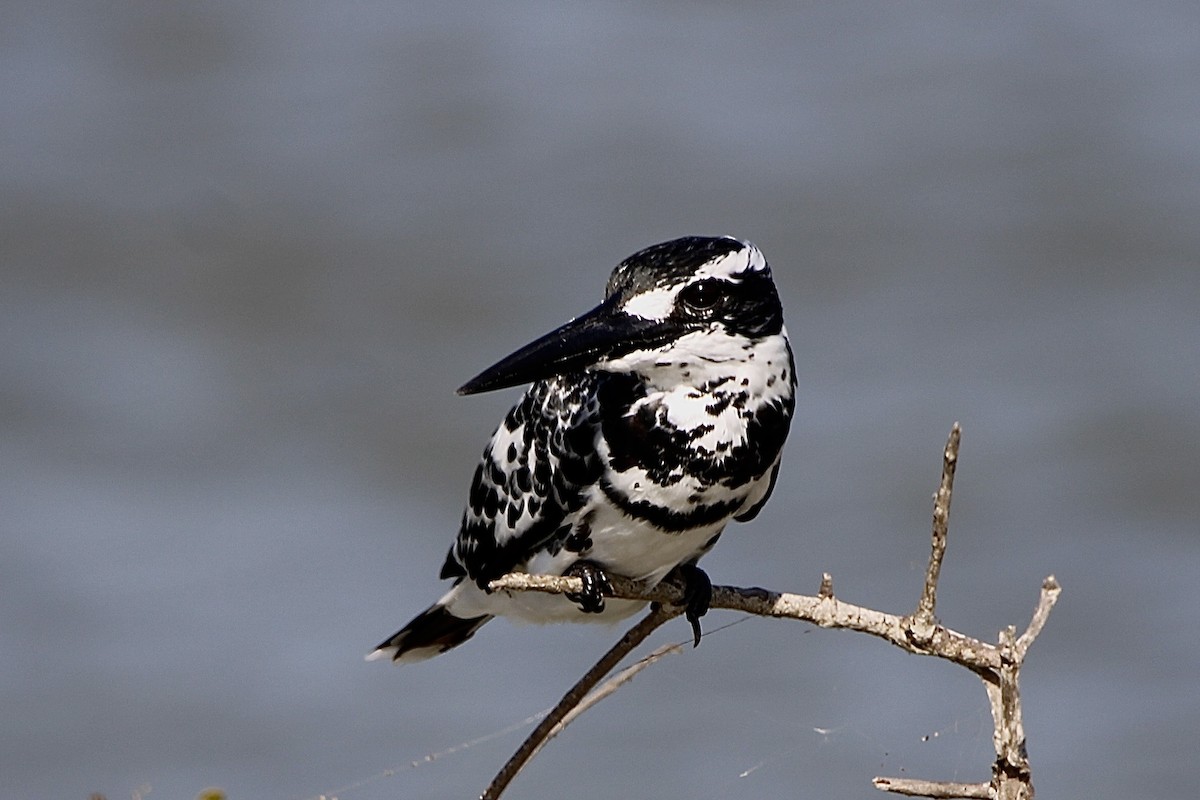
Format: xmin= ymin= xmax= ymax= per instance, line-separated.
xmin=672 ymin=563 xmax=712 ymax=647
xmin=565 ymin=561 xmax=612 ymax=614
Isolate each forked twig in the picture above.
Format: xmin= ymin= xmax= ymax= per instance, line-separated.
xmin=530 ymin=641 xmax=684 ymax=763
xmin=480 ymin=604 xmax=681 ymax=800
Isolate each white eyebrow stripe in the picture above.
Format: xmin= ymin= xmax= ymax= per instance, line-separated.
xmin=694 ymin=241 xmax=765 ymax=279
xmin=620 ymin=241 xmax=765 ymax=321
xmin=621 ymin=286 xmax=677 ymax=321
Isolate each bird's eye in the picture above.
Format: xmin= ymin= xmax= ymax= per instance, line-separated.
xmin=679 ymin=280 xmax=725 ymax=312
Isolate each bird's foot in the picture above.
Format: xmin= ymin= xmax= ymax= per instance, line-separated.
xmin=670 ymin=563 xmax=712 ymax=647
xmin=565 ymin=560 xmax=612 ymax=614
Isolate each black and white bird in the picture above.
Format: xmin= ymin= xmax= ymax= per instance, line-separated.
xmin=369 ymin=236 xmax=795 ymax=663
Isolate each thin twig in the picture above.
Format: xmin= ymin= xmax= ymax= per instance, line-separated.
xmin=480 ymin=603 xmax=680 ymax=800
xmin=1016 ymin=574 xmax=1062 ymax=657
xmin=533 ymin=641 xmax=684 ymax=762
xmin=872 ymin=776 xmax=990 ymax=798
xmin=913 ymin=423 xmax=961 ymax=634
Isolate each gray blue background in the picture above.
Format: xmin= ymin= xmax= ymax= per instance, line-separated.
xmin=4 ymin=3 xmax=1198 ymax=799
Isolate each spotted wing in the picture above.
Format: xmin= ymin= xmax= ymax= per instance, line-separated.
xmin=441 ymin=375 xmax=605 ymax=588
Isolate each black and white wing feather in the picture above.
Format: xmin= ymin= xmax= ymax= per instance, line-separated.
xmin=441 ymin=374 xmax=606 ymax=588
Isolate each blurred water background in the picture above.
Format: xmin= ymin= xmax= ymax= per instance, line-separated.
xmin=3 ymin=2 xmax=1198 ymax=799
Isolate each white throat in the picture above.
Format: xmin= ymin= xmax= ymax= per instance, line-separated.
xmin=599 ymin=326 xmax=791 ymax=398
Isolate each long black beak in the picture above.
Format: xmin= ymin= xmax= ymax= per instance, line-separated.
xmin=458 ymin=297 xmax=664 ymax=395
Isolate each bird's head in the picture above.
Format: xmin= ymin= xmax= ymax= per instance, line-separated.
xmin=458 ymin=236 xmax=787 ymax=395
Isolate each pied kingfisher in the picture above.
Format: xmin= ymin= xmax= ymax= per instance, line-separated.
xmin=369 ymin=236 xmax=795 ymax=663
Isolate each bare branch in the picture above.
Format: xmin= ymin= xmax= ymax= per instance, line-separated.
xmin=873 ymin=776 xmax=990 ymax=798
xmin=912 ymin=422 xmax=961 ymax=638
xmin=983 ymin=626 xmax=1033 ymax=800
xmin=1016 ymin=574 xmax=1062 ymax=657
xmin=489 ymin=570 xmax=1003 ymax=672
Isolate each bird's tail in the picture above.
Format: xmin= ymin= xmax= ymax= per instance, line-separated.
xmin=366 ymin=599 xmax=493 ymax=664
